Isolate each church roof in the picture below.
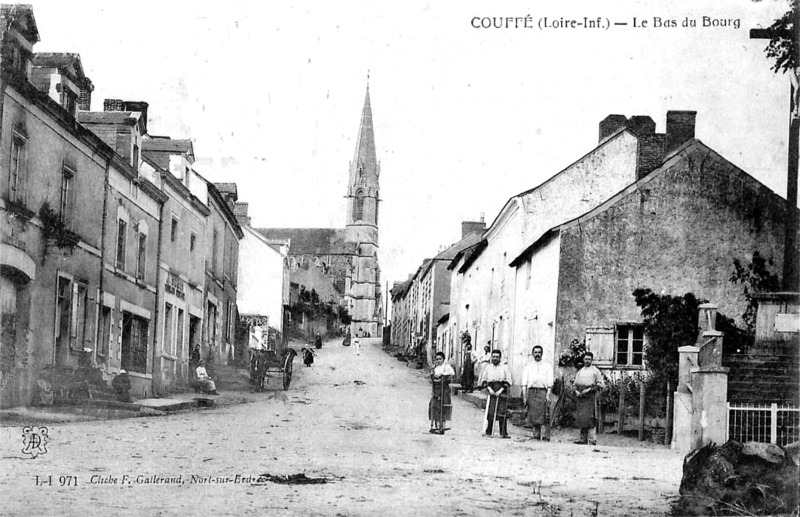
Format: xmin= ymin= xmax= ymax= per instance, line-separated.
xmin=255 ymin=228 xmax=354 ymax=256
xmin=349 ymin=86 xmax=378 ymax=180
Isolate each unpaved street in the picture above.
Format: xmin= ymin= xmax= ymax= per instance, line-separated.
xmin=1 ymin=340 xmax=683 ymax=516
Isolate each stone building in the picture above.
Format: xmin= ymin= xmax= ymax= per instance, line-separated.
xmin=450 ymin=111 xmax=795 ymax=395
xmin=510 ymin=137 xmax=792 ymax=377
xmin=234 ymin=202 xmax=290 ymax=357
xmin=390 ymin=221 xmax=485 ymax=366
xmin=0 ymin=5 xmax=169 ymax=403
xmin=257 ymin=86 xmax=382 ymax=337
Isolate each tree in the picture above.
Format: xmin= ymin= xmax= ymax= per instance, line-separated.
xmin=762 ymin=0 xmax=798 ymax=75
xmin=632 ymin=288 xmax=704 ymax=387
xmin=729 ymin=251 xmax=781 ymax=334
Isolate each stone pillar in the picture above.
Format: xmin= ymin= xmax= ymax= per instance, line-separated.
xmin=673 ymin=345 xmax=699 ymax=451
xmin=690 ymin=366 xmax=729 ymax=450
xmin=677 ymin=346 xmax=700 ymax=391
xmin=697 ymin=303 xmax=718 ymax=334
xmin=698 ymin=331 xmax=723 ymax=368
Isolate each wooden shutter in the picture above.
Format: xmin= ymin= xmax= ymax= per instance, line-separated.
xmin=585 ymin=327 xmax=615 ymax=367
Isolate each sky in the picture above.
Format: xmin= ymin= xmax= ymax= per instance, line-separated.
xmin=26 ymin=0 xmax=793 ymax=294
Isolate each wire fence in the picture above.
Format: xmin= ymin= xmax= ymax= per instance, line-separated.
xmin=726 ymin=403 xmax=800 ymax=446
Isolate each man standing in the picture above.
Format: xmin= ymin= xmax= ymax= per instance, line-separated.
xmin=478 ymin=349 xmax=512 ymax=438
xmin=461 ymin=342 xmax=477 ymax=393
xmin=521 ymin=345 xmax=554 ymax=441
xmin=573 ymin=352 xmax=605 ymax=445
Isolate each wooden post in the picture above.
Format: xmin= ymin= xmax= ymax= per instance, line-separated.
xmin=665 ymin=381 xmax=673 ymax=446
xmin=638 ymin=380 xmax=646 ymax=441
xmin=617 ymin=382 xmax=626 ymax=435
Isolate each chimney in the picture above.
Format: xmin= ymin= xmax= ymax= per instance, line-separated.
xmin=666 ymin=110 xmax=697 ymax=152
xmin=599 ymin=114 xmax=628 ymax=142
xmin=461 ymin=220 xmax=486 ymax=238
xmin=122 ymin=101 xmax=149 ymax=135
xmin=77 ymin=83 xmax=93 ymax=111
xmin=626 ymin=116 xmax=656 ymax=137
xmin=104 ymin=98 xmax=124 ymax=111
xmin=234 ymin=202 xmax=250 ymax=227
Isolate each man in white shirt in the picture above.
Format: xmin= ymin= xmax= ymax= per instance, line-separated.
xmin=521 ymin=345 xmax=554 ymax=441
xmin=478 ymin=350 xmax=512 ymax=438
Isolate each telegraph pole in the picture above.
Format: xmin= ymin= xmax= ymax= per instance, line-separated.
xmin=750 ymin=7 xmax=800 ymax=291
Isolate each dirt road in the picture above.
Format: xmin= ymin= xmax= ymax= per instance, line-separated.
xmin=0 ymin=339 xmax=683 ymax=516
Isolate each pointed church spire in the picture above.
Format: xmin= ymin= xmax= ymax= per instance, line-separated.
xmin=350 ymin=79 xmax=378 ymax=182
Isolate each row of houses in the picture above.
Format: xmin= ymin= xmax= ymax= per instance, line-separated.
xmin=391 ymin=109 xmax=797 ymax=397
xmin=0 ymin=5 xmax=289 ymax=407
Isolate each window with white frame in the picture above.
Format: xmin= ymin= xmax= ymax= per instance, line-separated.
xmin=60 ymin=163 xmax=75 ymax=224
xmin=136 ymin=231 xmax=147 ymax=280
xmin=116 ymin=219 xmax=127 ymax=270
xmin=8 ymin=126 xmax=28 ymax=204
xmin=616 ymin=324 xmax=644 ymax=367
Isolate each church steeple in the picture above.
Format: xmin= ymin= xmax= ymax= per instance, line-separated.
xmin=344 ymin=81 xmax=382 ymax=338
xmin=347 ymin=82 xmax=380 ymax=228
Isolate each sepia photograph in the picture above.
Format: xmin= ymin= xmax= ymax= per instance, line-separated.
xmin=0 ymin=0 xmax=798 ymax=515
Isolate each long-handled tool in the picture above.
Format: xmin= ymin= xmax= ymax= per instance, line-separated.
xmin=491 ymin=391 xmax=499 ymax=437
xmin=484 ymin=392 xmax=491 ymax=435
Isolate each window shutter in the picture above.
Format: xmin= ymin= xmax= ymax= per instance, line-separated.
xmin=585 ymin=327 xmax=614 ymax=366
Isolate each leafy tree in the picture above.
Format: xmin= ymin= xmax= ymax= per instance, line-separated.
xmin=632 ymin=288 xmax=704 ymax=387
xmin=762 ymin=0 xmax=798 ymax=75
xmin=729 ymin=251 xmax=781 ymax=334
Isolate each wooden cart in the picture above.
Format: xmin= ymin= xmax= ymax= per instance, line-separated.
xmin=250 ymin=348 xmax=297 ymax=391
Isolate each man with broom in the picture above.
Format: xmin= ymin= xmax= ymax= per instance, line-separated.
xmin=478 ymin=349 xmax=512 ymax=438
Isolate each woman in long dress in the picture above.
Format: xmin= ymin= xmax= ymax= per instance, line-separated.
xmin=429 ymin=352 xmax=455 ymax=435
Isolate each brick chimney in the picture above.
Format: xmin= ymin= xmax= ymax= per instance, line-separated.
xmin=666 ymin=110 xmax=697 ymax=152
xmin=461 ymin=220 xmax=486 ymax=238
xmin=77 ymin=83 xmax=93 ymax=111
xmin=104 ymin=99 xmax=149 ymax=135
xmin=599 ymin=114 xmax=628 ymax=142
xmin=234 ymin=202 xmax=250 ymax=227
xmin=104 ymin=98 xmax=124 ymax=111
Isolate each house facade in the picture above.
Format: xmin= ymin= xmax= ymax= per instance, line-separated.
xmin=449 ymin=111 xmax=706 ymax=394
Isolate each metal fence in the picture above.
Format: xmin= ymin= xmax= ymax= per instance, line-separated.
xmin=726 ymin=403 xmax=800 ymax=446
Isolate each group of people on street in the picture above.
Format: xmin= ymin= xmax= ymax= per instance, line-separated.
xmin=428 ymin=345 xmax=605 ymax=444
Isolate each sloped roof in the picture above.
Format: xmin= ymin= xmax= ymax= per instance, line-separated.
xmin=255 ymin=228 xmax=352 ymax=256
xmin=77 ymin=111 xmax=139 ymax=125
xmin=32 ymin=53 xmax=91 ymax=87
xmin=142 ymin=138 xmax=193 ymax=154
xmin=507 ymin=138 xmax=797 ymax=268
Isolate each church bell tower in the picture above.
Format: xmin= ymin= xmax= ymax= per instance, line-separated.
xmin=345 ymin=83 xmax=381 ymax=337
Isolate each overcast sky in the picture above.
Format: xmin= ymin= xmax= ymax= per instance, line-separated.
xmin=29 ymin=0 xmax=791 ymax=292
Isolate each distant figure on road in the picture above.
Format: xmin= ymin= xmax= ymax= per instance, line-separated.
xmin=353 ymin=335 xmax=361 ymax=356
xmin=479 ymin=350 xmax=512 ymax=438
xmin=572 ymin=352 xmax=605 ymax=445
xmin=195 ymin=360 xmax=219 ymax=395
xmin=429 ymin=352 xmax=455 ymax=434
xmin=314 ymin=334 xmax=323 ymax=349
xmin=111 ymin=369 xmax=132 ymax=403
xmin=301 ymin=347 xmax=315 ymax=367
xmin=521 ymin=345 xmax=554 ymax=441
xmin=461 ymin=342 xmax=477 ymax=393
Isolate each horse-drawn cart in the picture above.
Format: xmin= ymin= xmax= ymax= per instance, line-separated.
xmin=250 ymin=348 xmax=297 ymax=391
